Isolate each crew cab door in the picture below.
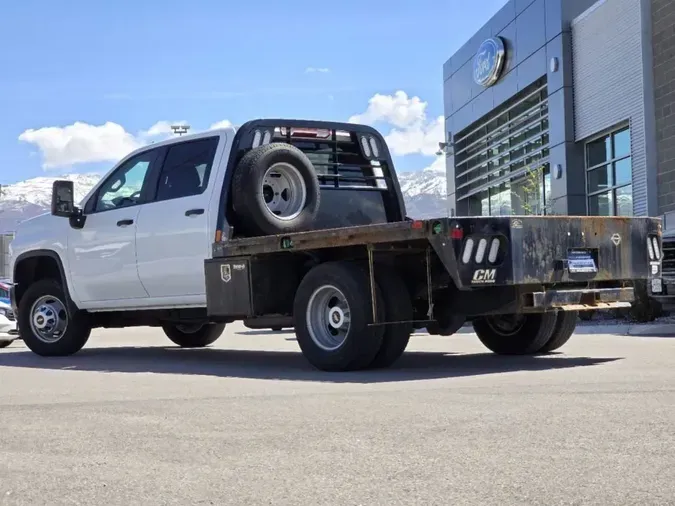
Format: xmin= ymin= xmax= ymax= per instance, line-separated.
xmin=67 ymin=148 xmax=161 ymax=304
xmin=135 ymin=135 xmax=222 ymax=300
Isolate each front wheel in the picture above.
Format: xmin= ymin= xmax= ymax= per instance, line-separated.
xmin=18 ymin=279 xmax=91 ymax=357
xmin=472 ymin=312 xmax=557 ymax=355
xmin=162 ymin=323 xmax=225 ymax=348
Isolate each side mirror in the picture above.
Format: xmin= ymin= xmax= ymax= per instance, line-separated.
xmin=51 ymin=180 xmax=76 ymax=217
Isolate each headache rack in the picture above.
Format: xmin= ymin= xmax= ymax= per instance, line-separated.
xmin=216 ymin=119 xmax=409 ymax=236
xmin=247 ymin=122 xmax=394 ymax=191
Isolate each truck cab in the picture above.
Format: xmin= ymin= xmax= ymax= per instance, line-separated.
xmin=11 ymin=127 xmax=233 ymax=312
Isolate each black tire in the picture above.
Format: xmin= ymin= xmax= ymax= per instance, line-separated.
xmin=18 ymin=279 xmax=91 ymax=357
xmin=472 ymin=312 xmax=557 ymax=355
xmin=368 ymin=267 xmax=413 ymax=369
xmin=162 ymin=323 xmax=225 ymax=348
xmin=540 ymin=311 xmax=578 ymax=353
xmin=232 ymin=143 xmax=321 ymax=236
xmin=293 ymin=261 xmax=384 ymax=372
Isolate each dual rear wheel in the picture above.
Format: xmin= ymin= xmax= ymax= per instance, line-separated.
xmin=292 ymin=261 xmax=579 ymax=371
xmin=293 ymin=261 xmax=413 ymax=372
xmin=472 ymin=310 xmax=578 ymax=355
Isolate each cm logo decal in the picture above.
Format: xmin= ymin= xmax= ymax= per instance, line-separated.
xmin=472 ymin=268 xmax=497 ymax=284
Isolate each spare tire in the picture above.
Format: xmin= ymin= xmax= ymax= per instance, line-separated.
xmin=231 ymin=143 xmax=321 ymax=236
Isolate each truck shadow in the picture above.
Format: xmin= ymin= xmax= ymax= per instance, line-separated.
xmin=0 ymin=346 xmax=620 ymax=383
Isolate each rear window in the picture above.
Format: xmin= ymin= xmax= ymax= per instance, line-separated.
xmin=270 ymin=128 xmax=388 ymax=191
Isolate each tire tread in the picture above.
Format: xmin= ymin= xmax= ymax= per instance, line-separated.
xmin=293 ymin=261 xmax=384 ymax=372
xmin=163 ymin=323 xmax=225 ymax=348
xmin=473 ymin=312 xmax=557 ymax=355
xmin=540 ymin=311 xmax=578 ymax=353
xmin=18 ymin=279 xmax=91 ymax=357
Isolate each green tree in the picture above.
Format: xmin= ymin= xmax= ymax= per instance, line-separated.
xmin=509 ymin=163 xmax=552 ymax=216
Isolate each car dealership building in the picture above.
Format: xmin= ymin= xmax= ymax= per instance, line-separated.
xmin=443 ymin=0 xmax=675 ymax=220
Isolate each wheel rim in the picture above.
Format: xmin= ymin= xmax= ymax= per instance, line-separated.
xmin=259 ymin=162 xmax=307 ymax=221
xmin=29 ymin=295 xmax=68 ymax=344
xmin=484 ymin=314 xmax=526 ymax=337
xmin=305 ymin=285 xmax=351 ymax=351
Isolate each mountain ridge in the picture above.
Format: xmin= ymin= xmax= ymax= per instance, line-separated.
xmin=0 ymin=169 xmax=447 ymax=233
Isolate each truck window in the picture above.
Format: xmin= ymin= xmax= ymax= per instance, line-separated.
xmin=94 ymin=150 xmax=158 ymax=212
xmin=156 ymin=137 xmax=219 ymax=201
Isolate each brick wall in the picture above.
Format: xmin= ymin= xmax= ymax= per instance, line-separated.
xmin=652 ymin=0 xmax=675 ymax=214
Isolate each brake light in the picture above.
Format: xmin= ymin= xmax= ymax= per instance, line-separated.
xmin=488 ymin=237 xmax=500 ymax=263
xmin=411 ymin=220 xmax=424 ymax=230
xmin=462 ymin=238 xmax=475 ymax=264
xmin=450 ymin=225 xmax=463 ymax=239
xmin=462 ymin=234 xmax=505 ymax=265
xmin=279 ymin=127 xmax=331 ymax=139
xmin=652 ymin=237 xmax=661 ymax=260
xmin=475 ymin=238 xmax=488 ymax=263
xmin=360 ymin=136 xmax=372 ymax=157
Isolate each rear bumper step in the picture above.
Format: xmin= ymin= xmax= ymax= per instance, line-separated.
xmin=530 ymin=287 xmax=634 ymax=311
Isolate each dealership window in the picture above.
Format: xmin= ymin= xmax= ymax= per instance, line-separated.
xmin=585 ymin=125 xmax=632 ymax=216
xmin=454 ymin=77 xmax=551 ymax=216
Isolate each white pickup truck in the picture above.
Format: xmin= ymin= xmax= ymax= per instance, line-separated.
xmin=7 ymin=119 xmax=662 ymax=371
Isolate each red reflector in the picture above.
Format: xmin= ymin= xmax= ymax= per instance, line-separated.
xmin=411 ymin=220 xmax=424 ymax=229
xmin=450 ymin=228 xmax=463 ymax=239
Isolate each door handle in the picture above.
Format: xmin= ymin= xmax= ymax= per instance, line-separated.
xmin=185 ymin=208 xmax=205 ymax=217
xmin=116 ymin=219 xmax=134 ymax=227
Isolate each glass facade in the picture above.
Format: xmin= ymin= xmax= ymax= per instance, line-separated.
xmin=585 ymin=125 xmax=633 ymax=216
xmin=454 ymin=77 xmax=551 ymax=216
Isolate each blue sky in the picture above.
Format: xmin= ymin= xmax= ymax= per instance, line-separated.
xmin=0 ymin=0 xmax=507 ymax=186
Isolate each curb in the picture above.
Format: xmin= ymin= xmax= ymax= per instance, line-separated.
xmin=575 ymin=322 xmax=675 ymax=337
xmin=436 ymin=322 xmax=675 ymax=337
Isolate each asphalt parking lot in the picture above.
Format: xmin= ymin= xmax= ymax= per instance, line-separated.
xmin=0 ymin=323 xmax=673 ymax=505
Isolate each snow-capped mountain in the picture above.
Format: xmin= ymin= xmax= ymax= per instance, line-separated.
xmin=0 ymin=169 xmax=447 ymax=232
xmin=397 ymin=164 xmax=448 ymax=219
xmin=0 ymin=174 xmax=101 ymax=232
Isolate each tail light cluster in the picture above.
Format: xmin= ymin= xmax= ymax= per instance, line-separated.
xmin=359 ymin=134 xmax=381 ymax=160
xmin=251 ymin=129 xmax=273 ymax=148
xmin=461 ymin=235 xmax=506 ymax=265
xmin=647 ymin=234 xmax=661 ymax=261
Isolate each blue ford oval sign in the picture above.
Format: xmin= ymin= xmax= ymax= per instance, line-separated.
xmin=473 ymin=37 xmax=506 ymax=87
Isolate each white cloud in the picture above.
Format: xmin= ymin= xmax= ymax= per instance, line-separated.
xmin=18 ymin=122 xmax=142 ymax=170
xmin=140 ymin=120 xmax=189 ymax=138
xmin=19 ymin=118 xmax=232 ymax=170
xmin=305 ymin=67 xmax=330 ymax=73
xmin=348 ymin=91 xmax=427 ymax=129
xmin=349 ymin=91 xmax=446 ymax=159
xmin=385 ymin=115 xmax=445 ymax=157
xmin=209 ymin=120 xmax=233 ymax=130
